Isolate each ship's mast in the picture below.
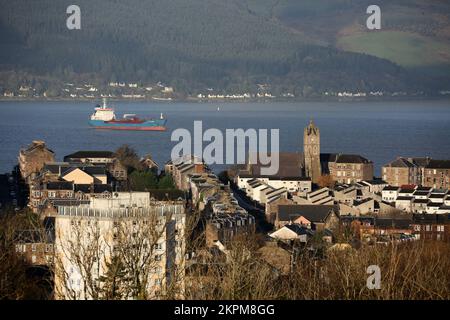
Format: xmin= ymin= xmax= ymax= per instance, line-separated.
xmin=102 ymin=97 xmax=107 ymax=109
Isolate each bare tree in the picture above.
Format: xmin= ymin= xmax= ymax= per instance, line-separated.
xmin=0 ymin=209 xmax=51 ymax=299
xmin=54 ymin=219 xmax=105 ymax=300
xmin=184 ymin=233 xmax=280 ymax=300
xmin=112 ymin=213 xmax=170 ymax=299
xmin=54 ymin=204 xmax=188 ymax=300
xmin=114 ymin=145 xmax=143 ymax=172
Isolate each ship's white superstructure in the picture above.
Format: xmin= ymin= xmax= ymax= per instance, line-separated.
xmin=90 ymin=98 xmax=116 ymax=121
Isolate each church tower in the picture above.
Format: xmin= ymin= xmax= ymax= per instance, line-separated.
xmin=304 ymin=120 xmax=321 ymax=183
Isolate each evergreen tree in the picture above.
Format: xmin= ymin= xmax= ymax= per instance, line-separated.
xmin=158 ymin=174 xmax=175 ymax=190
xmin=98 ymin=256 xmax=129 ymax=300
xmin=129 ymin=170 xmax=158 ymax=191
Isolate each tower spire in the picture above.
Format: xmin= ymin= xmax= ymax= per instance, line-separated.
xmin=307 ymin=118 xmax=317 ymax=135
xmin=304 ymin=120 xmax=321 ymax=183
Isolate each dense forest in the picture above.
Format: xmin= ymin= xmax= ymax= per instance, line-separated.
xmin=0 ymin=0 xmax=449 ymax=96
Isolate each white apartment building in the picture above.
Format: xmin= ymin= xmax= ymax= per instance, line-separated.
xmin=54 ymin=192 xmax=185 ymax=300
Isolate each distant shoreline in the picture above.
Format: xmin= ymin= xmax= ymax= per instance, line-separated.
xmin=1 ymin=95 xmax=450 ymax=104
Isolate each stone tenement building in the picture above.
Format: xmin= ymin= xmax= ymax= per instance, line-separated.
xmin=18 ymin=140 xmax=55 ymax=183
xmin=240 ymin=120 xmax=373 ymax=186
xmin=382 ymin=157 xmax=430 ymax=186
xmin=382 ymin=157 xmax=450 ymax=189
xmin=165 ymin=155 xmax=207 ymax=191
xmin=325 ymin=154 xmax=374 ymax=185
xmin=203 ymin=189 xmax=255 ymax=248
xmin=423 ymin=160 xmax=450 ymax=189
xmin=188 ymin=171 xmax=256 ymax=247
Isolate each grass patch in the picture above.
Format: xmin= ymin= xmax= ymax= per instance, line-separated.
xmin=337 ymin=31 xmax=450 ymax=68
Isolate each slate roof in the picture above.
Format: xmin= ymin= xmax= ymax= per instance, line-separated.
xmin=384 ymin=157 xmax=430 ymax=168
xmin=411 ymin=157 xmax=431 ymax=167
xmin=396 ymin=196 xmax=413 ymax=201
xmin=278 ymin=205 xmax=336 ymax=223
xmin=427 ymin=203 xmax=441 ymax=207
xmin=83 ymin=166 xmax=106 ymax=175
xmin=383 ymin=186 xmax=400 ymax=191
xmin=426 ymin=160 xmax=450 ymax=169
xmin=248 ymin=152 xmax=305 ymax=177
xmin=413 ymin=199 xmax=429 ymax=204
xmin=74 ymin=184 xmax=113 ymax=193
xmin=375 ymin=218 xmax=412 ymax=229
xmin=44 ymin=163 xmax=106 ymax=176
xmin=412 ymin=191 xmax=430 ymax=196
xmin=43 ymin=163 xmax=71 ymax=174
xmin=46 ymin=181 xmax=74 ymax=190
xmin=64 ymin=151 xmax=114 ymax=160
xmin=334 ymin=154 xmax=372 ymax=164
xmin=385 ymin=157 xmax=416 ymax=168
xmin=340 ymin=216 xmax=375 ymax=224
xmin=429 ymin=194 xmax=446 ymax=199
xmin=412 ymin=214 xmax=450 ymax=223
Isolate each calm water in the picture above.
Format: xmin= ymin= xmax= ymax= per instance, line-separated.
xmin=0 ymin=100 xmax=449 ymax=176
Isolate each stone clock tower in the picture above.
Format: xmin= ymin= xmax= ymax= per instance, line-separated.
xmin=304 ymin=120 xmax=321 ymax=183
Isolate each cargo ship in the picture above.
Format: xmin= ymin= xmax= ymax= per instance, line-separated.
xmin=88 ymin=99 xmax=166 ymax=131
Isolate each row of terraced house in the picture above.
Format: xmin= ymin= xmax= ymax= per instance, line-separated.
xmin=165 ymin=155 xmax=255 ymax=248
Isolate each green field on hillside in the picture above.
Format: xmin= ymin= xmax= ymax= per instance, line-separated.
xmin=337 ymin=31 xmax=450 ymax=68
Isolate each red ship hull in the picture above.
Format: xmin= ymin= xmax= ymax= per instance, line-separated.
xmin=93 ymin=126 xmax=167 ymax=131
